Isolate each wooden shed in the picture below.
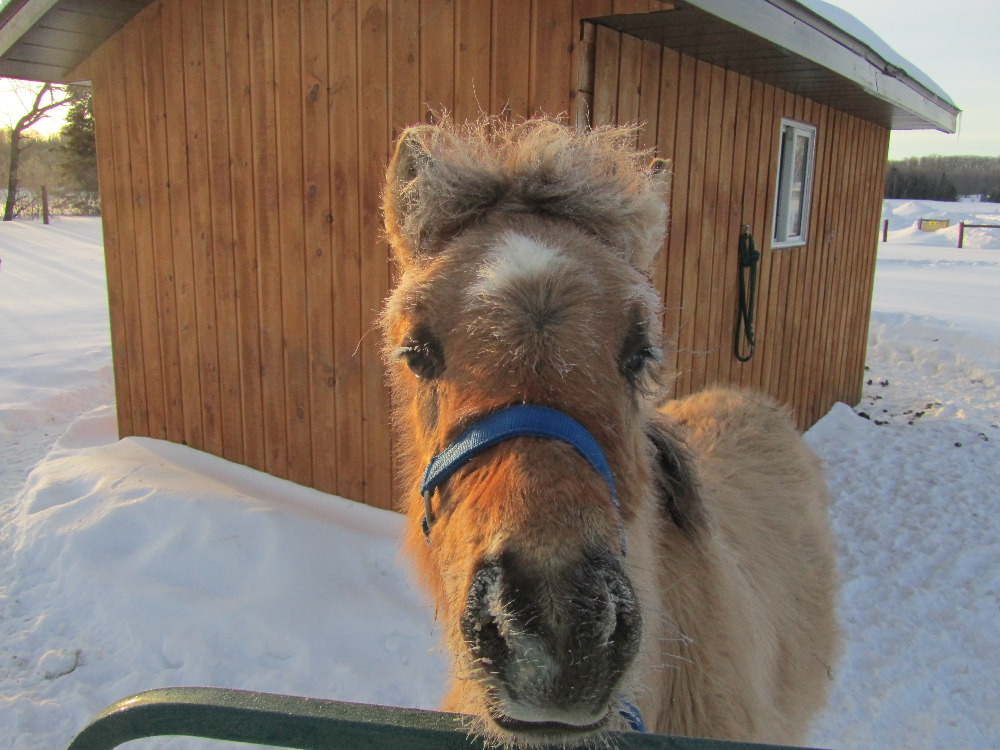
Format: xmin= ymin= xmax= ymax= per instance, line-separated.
xmin=0 ymin=0 xmax=958 ymax=511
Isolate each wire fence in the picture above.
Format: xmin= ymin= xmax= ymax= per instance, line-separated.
xmin=1 ymin=187 xmax=100 ymax=221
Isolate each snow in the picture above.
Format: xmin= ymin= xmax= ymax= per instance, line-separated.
xmin=1 ymin=212 xmax=998 ymax=749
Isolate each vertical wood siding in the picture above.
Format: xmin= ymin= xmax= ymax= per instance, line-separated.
xmin=90 ymin=0 xmax=886 ymax=514
xmin=89 ymin=0 xmax=653 ymax=510
xmin=590 ymin=25 xmax=889 ymax=429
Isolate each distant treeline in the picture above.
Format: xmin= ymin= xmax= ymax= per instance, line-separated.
xmin=1 ymin=88 xmax=98 ymax=220
xmin=884 ymin=156 xmax=1000 ymax=202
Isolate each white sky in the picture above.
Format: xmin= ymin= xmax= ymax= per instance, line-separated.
xmin=0 ymin=78 xmax=73 ymax=136
xmin=824 ymin=0 xmax=1000 ymax=159
xmin=0 ymin=1 xmax=995 ymax=158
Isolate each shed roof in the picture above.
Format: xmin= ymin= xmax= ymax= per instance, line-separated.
xmin=0 ymin=0 xmax=152 ymax=82
xmin=591 ymin=0 xmax=958 ymax=133
xmin=0 ymin=0 xmax=958 ymax=134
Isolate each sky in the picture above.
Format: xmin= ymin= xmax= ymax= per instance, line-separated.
xmin=823 ymin=0 xmax=999 ymax=159
xmin=0 ymin=78 xmax=73 ymax=136
xmin=0 ymin=1 xmax=996 ymax=158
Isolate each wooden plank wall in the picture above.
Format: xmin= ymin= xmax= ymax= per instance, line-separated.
xmin=88 ymin=0 xmax=673 ymax=510
xmin=89 ymin=0 xmax=886 ymax=514
xmin=590 ymin=25 xmax=890 ymax=429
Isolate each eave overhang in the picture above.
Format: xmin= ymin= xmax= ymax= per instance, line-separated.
xmin=0 ymin=0 xmax=152 ymax=83
xmin=591 ymin=0 xmax=959 ymax=133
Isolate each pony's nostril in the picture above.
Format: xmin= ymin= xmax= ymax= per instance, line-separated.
xmin=472 ymin=617 xmax=509 ymax=667
xmin=607 ymin=572 xmax=641 ymax=647
xmin=567 ymin=557 xmax=641 ymax=651
xmin=462 ymin=560 xmax=512 ymax=667
xmin=608 ymin=594 xmax=641 ymax=661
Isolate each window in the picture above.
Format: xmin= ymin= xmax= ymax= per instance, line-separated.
xmin=772 ymin=119 xmax=817 ymax=248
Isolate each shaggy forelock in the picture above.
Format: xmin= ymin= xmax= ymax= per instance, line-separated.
xmin=385 ymin=117 xmax=669 ymax=271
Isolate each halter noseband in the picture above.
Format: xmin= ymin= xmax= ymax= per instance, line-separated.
xmin=419 ymin=404 xmax=625 ymax=555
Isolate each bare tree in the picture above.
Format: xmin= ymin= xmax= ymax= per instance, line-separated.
xmin=3 ymin=81 xmax=85 ymax=221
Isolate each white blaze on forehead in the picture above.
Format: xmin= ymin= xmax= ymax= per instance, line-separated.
xmin=465 ymin=230 xmax=593 ymax=373
xmin=470 ymin=231 xmax=572 ymax=297
xmin=463 ymin=229 xmax=659 ymax=376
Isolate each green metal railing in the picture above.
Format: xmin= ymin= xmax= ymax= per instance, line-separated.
xmin=65 ymin=687 xmax=811 ymax=750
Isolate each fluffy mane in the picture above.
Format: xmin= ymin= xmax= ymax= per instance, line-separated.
xmin=383 ymin=117 xmax=671 ymax=272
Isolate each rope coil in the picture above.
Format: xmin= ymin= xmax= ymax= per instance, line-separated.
xmin=734 ymin=225 xmax=760 ymax=363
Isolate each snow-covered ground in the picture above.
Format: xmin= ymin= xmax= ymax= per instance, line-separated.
xmin=1 ymin=208 xmax=997 ymax=750
xmin=806 ymin=200 xmax=1000 ymax=749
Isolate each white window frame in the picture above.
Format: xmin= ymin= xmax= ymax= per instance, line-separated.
xmin=771 ymin=118 xmax=817 ymax=249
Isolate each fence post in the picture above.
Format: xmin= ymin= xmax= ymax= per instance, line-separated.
xmin=882 ymin=218 xmax=888 ymax=242
xmin=957 ymin=221 xmax=964 ymax=249
xmin=42 ymin=186 xmax=49 ymax=225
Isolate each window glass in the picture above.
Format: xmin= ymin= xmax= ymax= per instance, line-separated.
xmin=772 ymin=120 xmax=816 ymax=248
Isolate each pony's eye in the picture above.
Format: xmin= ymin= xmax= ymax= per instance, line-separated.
xmin=620 ymin=316 xmax=655 ymax=383
xmin=402 ymin=346 xmax=440 ymax=379
xmin=623 ymin=347 xmax=652 ymax=379
xmin=399 ymin=327 xmax=444 ymax=379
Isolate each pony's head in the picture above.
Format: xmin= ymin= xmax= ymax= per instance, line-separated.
xmin=381 ymin=118 xmax=675 ymax=745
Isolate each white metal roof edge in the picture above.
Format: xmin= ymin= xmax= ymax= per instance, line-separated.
xmin=686 ymin=0 xmax=959 ymax=133
xmin=792 ymin=0 xmax=954 ymax=107
xmin=0 ymin=0 xmax=57 ymax=58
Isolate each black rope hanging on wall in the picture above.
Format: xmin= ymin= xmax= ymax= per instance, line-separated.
xmin=734 ymin=225 xmax=760 ymax=363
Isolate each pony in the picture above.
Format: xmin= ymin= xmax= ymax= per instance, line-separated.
xmin=380 ymin=117 xmax=839 ymax=748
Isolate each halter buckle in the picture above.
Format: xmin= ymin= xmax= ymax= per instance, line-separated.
xmin=422 ymin=490 xmax=434 ymax=542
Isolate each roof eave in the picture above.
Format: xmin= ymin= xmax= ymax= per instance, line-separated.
xmin=730 ymin=0 xmax=958 ymax=132
xmin=0 ymin=0 xmax=58 ymax=61
xmin=0 ymin=0 xmax=152 ymax=83
xmin=592 ymin=0 xmax=959 ymax=134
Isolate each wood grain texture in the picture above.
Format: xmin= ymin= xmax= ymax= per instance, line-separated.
xmin=329 ymin=0 xmax=365 ymax=504
xmin=273 ymin=0 xmax=312 ymax=485
xmin=225 ymin=0 xmax=266 ymax=472
xmin=90 ymin=41 xmax=132 ymax=438
xmin=106 ymin=27 xmax=149 ymax=438
xmin=530 ymin=0 xmax=573 ymax=117
xmin=301 ymin=0 xmax=337 ymax=492
xmin=491 ymin=0 xmax=530 ymax=119
xmin=357 ymin=0 xmax=392 ymax=509
xmin=421 ymin=0 xmax=455 ymax=118
xmin=181 ymin=0 xmax=224 ymax=458
xmin=90 ymin=3 xmax=889 ymax=510
xmin=140 ymin=2 xmax=185 ymax=447
xmin=123 ymin=21 xmax=166 ymax=440
xmin=454 ymin=0 xmax=491 ymax=122
xmin=247 ymin=0 xmax=288 ymax=476
xmin=204 ymin=0 xmax=244 ymax=461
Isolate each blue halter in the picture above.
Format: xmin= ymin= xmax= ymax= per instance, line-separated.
xmin=619 ymin=700 xmax=646 ymax=732
xmin=419 ymin=404 xmax=625 ymax=555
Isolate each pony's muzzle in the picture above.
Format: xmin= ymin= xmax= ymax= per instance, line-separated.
xmin=461 ymin=550 xmax=642 ymax=730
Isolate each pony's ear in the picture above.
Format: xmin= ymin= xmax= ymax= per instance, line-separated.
xmin=383 ymin=125 xmax=438 ymax=267
xmin=648 ymin=157 xmax=671 ymax=186
xmin=628 ymin=157 xmax=672 ymax=273
xmin=647 ymin=158 xmax=672 ymax=212
xmin=384 ymin=123 xmax=507 ymax=267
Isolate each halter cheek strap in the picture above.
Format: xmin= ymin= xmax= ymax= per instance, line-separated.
xmin=419 ymin=404 xmax=625 ymax=555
